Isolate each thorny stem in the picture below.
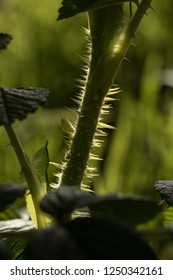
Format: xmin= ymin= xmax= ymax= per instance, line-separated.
xmin=61 ymin=0 xmax=153 ymax=187
xmin=4 ymin=125 xmax=47 ymax=228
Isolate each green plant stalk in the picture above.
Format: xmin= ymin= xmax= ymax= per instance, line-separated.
xmin=4 ymin=125 xmax=47 ymax=228
xmin=61 ymin=0 xmax=153 ymax=187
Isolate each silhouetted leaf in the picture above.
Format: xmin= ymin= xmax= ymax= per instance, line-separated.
xmin=41 ymin=187 xmax=160 ymax=225
xmin=89 ymin=194 xmax=161 ymax=225
xmin=64 ymin=216 xmax=157 ymax=259
xmin=58 ymin=0 xmax=138 ymax=20
xmin=0 ymin=87 xmax=50 ymax=126
xmin=154 ymin=180 xmax=173 ymax=206
xmin=25 ymin=225 xmax=83 ymax=259
xmin=25 ymin=216 xmax=157 ymax=260
xmin=0 ymin=183 xmax=26 ymax=211
xmin=0 ymin=33 xmax=12 ymax=50
xmin=40 ymin=185 xmax=93 ymax=221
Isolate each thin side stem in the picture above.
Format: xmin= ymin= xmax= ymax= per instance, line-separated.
xmin=4 ymin=125 xmax=47 ymax=228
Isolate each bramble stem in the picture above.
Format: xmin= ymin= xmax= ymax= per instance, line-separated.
xmin=4 ymin=125 xmax=47 ymax=228
xmin=61 ymin=0 xmax=153 ymax=187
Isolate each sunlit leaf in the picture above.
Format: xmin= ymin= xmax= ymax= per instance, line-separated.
xmin=25 ymin=190 xmax=38 ymax=228
xmin=31 ymin=141 xmax=50 ymax=191
xmin=25 ymin=142 xmax=50 ymax=228
xmin=0 ymin=87 xmax=50 ymax=126
xmin=58 ymin=0 xmax=138 ymax=20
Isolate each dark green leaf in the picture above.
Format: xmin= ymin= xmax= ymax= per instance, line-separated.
xmin=31 ymin=141 xmax=50 ymax=191
xmin=0 ymin=183 xmax=26 ymax=211
xmin=41 ymin=187 xmax=160 ymax=225
xmin=58 ymin=0 xmax=138 ymax=20
xmin=89 ymin=194 xmax=161 ymax=225
xmin=0 ymin=87 xmax=50 ymax=125
xmin=25 ymin=225 xmax=82 ymax=259
xmin=0 ymin=33 xmax=12 ymax=50
xmin=25 ymin=216 xmax=157 ymax=260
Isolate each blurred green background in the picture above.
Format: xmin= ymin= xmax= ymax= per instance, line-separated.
xmin=1 ymin=0 xmax=173 ymax=199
